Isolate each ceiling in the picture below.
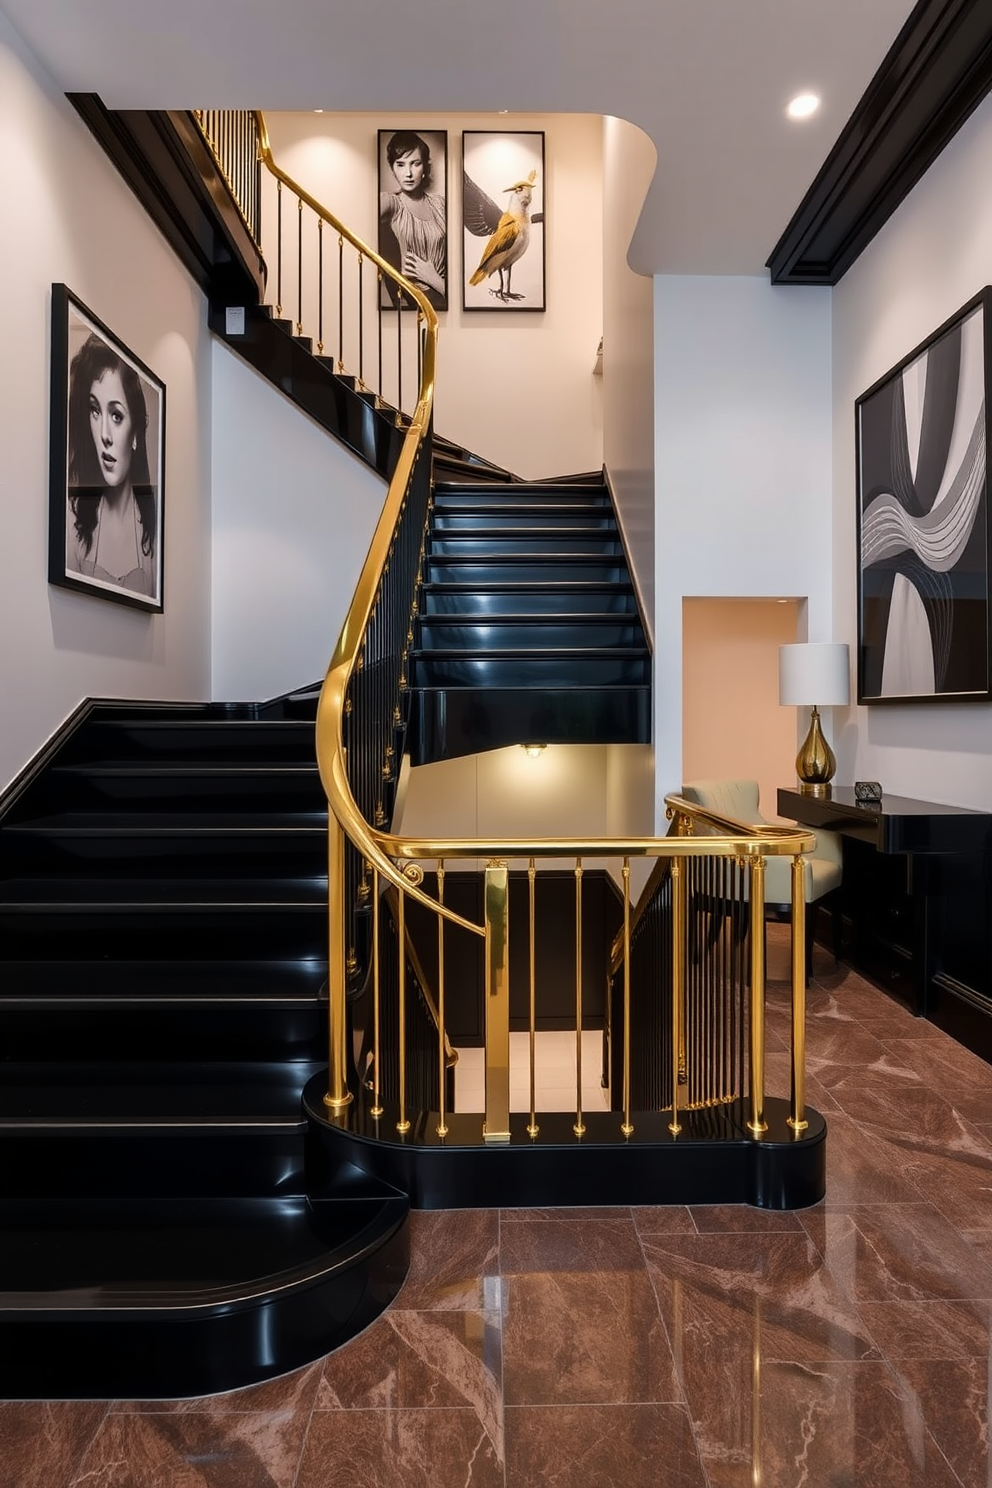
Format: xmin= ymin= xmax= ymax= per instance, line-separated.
xmin=0 ymin=0 xmax=920 ymax=275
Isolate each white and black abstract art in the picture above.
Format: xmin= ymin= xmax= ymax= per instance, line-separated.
xmin=857 ymin=290 xmax=990 ymax=703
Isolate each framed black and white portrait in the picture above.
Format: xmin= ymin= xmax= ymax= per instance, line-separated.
xmin=49 ymin=285 xmax=165 ymax=613
xmin=377 ymin=128 xmax=448 ymax=311
xmin=857 ymin=288 xmax=991 ymax=704
xmin=462 ymin=131 xmax=545 ymax=312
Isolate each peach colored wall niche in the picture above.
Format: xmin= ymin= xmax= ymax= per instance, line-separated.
xmin=682 ymin=597 xmax=801 ymax=820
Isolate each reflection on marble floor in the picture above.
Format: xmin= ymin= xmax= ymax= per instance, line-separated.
xmin=5 ymin=926 xmax=992 ymax=1487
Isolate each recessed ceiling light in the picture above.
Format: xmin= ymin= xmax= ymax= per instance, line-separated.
xmin=313 ymin=109 xmax=324 ymax=114
xmin=787 ymin=93 xmax=820 ymax=120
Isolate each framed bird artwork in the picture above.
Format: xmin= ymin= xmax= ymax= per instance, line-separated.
xmin=461 ymin=131 xmax=545 ymax=313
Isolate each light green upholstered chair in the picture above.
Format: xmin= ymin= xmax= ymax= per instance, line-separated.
xmin=681 ymin=778 xmax=843 ymax=982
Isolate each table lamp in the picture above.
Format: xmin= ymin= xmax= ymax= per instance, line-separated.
xmin=779 ymin=642 xmax=850 ymax=797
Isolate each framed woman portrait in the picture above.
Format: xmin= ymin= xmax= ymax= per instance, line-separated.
xmin=48 ymin=285 xmax=165 ymax=613
xmin=856 ymin=288 xmax=991 ymax=703
xmin=377 ymin=128 xmax=448 ymax=312
xmin=462 ymin=131 xmax=545 ymax=312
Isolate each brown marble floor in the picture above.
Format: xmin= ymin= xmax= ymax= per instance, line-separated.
xmin=5 ymin=934 xmax=992 ymax=1487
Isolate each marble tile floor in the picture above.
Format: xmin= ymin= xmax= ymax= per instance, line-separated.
xmin=5 ymin=928 xmax=992 ymax=1487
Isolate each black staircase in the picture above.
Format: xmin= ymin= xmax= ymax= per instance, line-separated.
xmin=0 ymin=696 xmax=408 ymax=1399
xmin=411 ymin=479 xmax=652 ymax=762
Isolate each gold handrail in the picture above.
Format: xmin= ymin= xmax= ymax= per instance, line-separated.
xmin=245 ymin=117 xmax=818 ymax=1140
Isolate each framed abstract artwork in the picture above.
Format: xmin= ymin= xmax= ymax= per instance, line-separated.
xmin=49 ymin=285 xmax=165 ymax=612
xmin=856 ymin=288 xmax=991 ymax=703
xmin=462 ymin=131 xmax=545 ymax=312
xmin=377 ymin=128 xmax=448 ymax=311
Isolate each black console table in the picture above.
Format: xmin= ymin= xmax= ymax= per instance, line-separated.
xmin=778 ymin=787 xmax=991 ymax=1029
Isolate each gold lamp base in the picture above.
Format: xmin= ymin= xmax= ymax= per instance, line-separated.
xmin=796 ymin=705 xmax=836 ymax=797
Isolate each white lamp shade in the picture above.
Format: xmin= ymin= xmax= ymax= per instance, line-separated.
xmin=779 ymin=642 xmax=850 ymax=706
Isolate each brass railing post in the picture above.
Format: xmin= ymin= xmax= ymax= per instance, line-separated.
xmin=483 ymin=861 xmax=511 ymax=1143
xmin=788 ymin=853 xmax=808 ymax=1132
xmin=324 ymin=814 xmax=353 ymax=1113
xmin=670 ymin=857 xmax=686 ymax=1135
xmin=747 ymin=854 xmax=768 ymax=1135
xmin=527 ymin=858 xmax=538 ymax=1138
xmin=574 ymin=858 xmax=585 ymax=1137
xmin=621 ymin=856 xmax=633 ymax=1136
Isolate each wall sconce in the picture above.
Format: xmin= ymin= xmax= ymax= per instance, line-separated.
xmin=779 ymin=642 xmax=850 ymax=797
xmin=521 ymin=743 xmax=547 ymax=759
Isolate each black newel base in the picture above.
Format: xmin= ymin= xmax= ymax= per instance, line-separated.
xmin=303 ymin=1075 xmax=826 ymax=1212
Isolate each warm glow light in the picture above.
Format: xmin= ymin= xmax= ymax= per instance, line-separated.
xmin=787 ymin=93 xmax=820 ymax=120
xmin=522 ymin=743 xmax=547 ymax=759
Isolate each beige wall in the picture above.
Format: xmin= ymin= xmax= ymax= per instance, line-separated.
xmin=682 ymin=598 xmax=802 ymax=819
xmin=396 ymin=744 xmax=611 ymax=871
xmin=263 ymin=111 xmax=604 ymax=482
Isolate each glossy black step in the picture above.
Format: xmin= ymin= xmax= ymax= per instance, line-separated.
xmin=44 ymin=761 xmax=324 ymax=812
xmin=410 ymin=684 xmax=652 ymax=762
xmin=432 ymin=508 xmax=617 ymax=530
xmin=63 ymin=718 xmax=316 ymax=766
xmin=417 ymin=616 xmax=646 ymax=649
xmin=1 ymin=875 xmax=329 ymax=958
xmin=413 ymin=651 xmax=651 ymax=688
xmin=422 ymin=582 xmax=640 ymax=616
xmin=0 ymin=1190 xmax=409 ymax=1398
xmin=428 ymin=531 xmax=622 ymax=556
xmin=426 ymin=556 xmax=629 ymax=584
xmin=434 ymin=482 xmax=610 ymax=504
xmin=1 ymin=811 xmax=327 ymax=875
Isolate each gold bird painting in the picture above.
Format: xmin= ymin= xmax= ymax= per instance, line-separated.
xmin=464 ymin=167 xmax=543 ymax=304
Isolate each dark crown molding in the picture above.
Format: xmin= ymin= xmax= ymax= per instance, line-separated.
xmin=767 ymin=0 xmax=992 ymax=285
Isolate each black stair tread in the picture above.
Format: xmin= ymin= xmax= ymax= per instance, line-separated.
xmin=431 ymin=529 xmax=615 ymax=541
xmin=0 ymin=958 xmax=326 ymax=998
xmin=0 ymin=1060 xmax=321 ymax=1123
xmin=56 ymin=762 xmax=321 ymax=776
xmin=418 ymin=611 xmax=640 ymax=623
xmin=1 ymin=876 xmax=328 ymax=907
xmin=413 ymin=645 xmax=649 ymax=659
xmin=432 ymin=504 xmax=614 ymax=518
xmin=434 ymin=482 xmax=607 ymax=498
xmin=0 ymin=1193 xmax=405 ymax=1308
xmin=6 ymin=810 xmax=328 ymax=833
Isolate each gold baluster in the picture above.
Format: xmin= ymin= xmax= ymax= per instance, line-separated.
xmin=574 ymin=858 xmax=586 ymax=1136
xmin=670 ymin=857 xmax=685 ymax=1135
xmin=788 ymin=853 xmax=808 ymax=1133
xmin=527 ymin=858 xmax=538 ymax=1137
xmin=437 ymin=860 xmax=448 ymax=1138
xmin=621 ymin=857 xmax=633 ymax=1136
xmin=370 ymin=869 xmax=383 ymax=1117
xmin=323 ymin=815 xmax=353 ymax=1113
xmin=483 ymin=861 xmax=510 ymax=1143
xmin=397 ymin=886 xmax=410 ymax=1133
xmin=747 ymin=854 xmax=768 ymax=1135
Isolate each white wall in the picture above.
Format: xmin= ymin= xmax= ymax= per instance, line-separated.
xmin=262 ymin=111 xmax=604 ymax=482
xmin=602 ymin=116 xmax=657 ymax=644
xmin=652 ymin=275 xmax=833 ymax=823
xmin=210 ymin=342 xmax=384 ymax=700
xmin=0 ymin=14 xmax=212 ymax=791
xmin=832 ymin=90 xmax=992 ymax=809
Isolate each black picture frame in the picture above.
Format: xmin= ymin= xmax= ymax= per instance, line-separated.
xmin=462 ymin=131 xmax=546 ymax=312
xmin=377 ymin=128 xmax=448 ymax=312
xmin=856 ymin=287 xmax=991 ymax=704
xmin=49 ymin=284 xmax=165 ymax=613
